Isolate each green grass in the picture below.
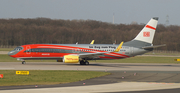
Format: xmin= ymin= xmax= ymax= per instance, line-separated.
xmin=0 ymin=54 xmax=19 ymax=62
xmin=0 ymin=54 xmax=56 ymax=62
xmin=0 ymin=48 xmax=14 ymax=51
xmin=90 ymin=56 xmax=180 ymax=64
xmin=145 ymin=52 xmax=180 ymax=56
xmin=0 ymin=70 xmax=110 ymax=86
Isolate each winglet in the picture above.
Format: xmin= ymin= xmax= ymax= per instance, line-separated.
xmin=114 ymin=42 xmax=123 ymax=52
xmin=90 ymin=40 xmax=95 ymax=44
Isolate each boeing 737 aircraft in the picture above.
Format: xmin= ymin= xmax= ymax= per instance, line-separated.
xmin=8 ymin=17 xmax=165 ymax=65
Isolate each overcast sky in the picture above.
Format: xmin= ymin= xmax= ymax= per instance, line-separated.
xmin=0 ymin=0 xmax=179 ymax=25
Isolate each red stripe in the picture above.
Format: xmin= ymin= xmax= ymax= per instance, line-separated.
xmin=109 ymin=52 xmax=129 ymax=57
xmin=146 ymin=25 xmax=156 ymax=30
xmin=16 ymin=44 xmax=130 ymax=60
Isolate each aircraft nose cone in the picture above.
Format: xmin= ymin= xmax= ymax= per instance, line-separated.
xmin=8 ymin=51 xmax=15 ymax=56
xmin=8 ymin=51 xmax=12 ymax=56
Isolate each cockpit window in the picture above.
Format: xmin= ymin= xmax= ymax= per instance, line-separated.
xmin=14 ymin=47 xmax=23 ymax=51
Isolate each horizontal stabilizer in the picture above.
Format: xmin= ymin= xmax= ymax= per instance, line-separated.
xmin=142 ymin=44 xmax=166 ymax=49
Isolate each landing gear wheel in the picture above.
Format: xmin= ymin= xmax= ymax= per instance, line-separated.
xmin=22 ymin=61 xmax=26 ymax=64
xmin=80 ymin=60 xmax=85 ymax=65
xmin=80 ymin=60 xmax=89 ymax=65
xmin=85 ymin=61 xmax=89 ymax=65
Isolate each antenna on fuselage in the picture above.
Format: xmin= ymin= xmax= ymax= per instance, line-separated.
xmin=113 ymin=40 xmax=116 ymax=45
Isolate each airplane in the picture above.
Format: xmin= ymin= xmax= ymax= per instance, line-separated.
xmin=8 ymin=17 xmax=165 ymax=65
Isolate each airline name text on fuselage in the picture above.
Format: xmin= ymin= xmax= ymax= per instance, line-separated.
xmin=89 ymin=46 xmax=116 ymax=49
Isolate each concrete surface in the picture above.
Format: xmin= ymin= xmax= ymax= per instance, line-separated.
xmin=0 ymin=62 xmax=180 ymax=93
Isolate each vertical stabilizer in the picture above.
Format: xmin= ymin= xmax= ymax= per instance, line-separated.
xmin=133 ymin=17 xmax=158 ymax=44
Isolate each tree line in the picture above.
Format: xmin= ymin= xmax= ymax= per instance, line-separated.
xmin=0 ymin=18 xmax=180 ymax=51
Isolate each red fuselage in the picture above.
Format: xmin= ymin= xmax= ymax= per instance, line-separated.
xmin=8 ymin=44 xmax=129 ymax=60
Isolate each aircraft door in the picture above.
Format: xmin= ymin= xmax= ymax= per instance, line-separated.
xmin=26 ymin=46 xmax=31 ymax=54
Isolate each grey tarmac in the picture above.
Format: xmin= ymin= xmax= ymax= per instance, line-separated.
xmin=0 ymin=62 xmax=180 ymax=93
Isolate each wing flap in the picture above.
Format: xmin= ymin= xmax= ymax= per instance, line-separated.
xmin=79 ymin=52 xmax=106 ymax=58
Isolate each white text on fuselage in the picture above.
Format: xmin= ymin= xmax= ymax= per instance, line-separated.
xmin=89 ymin=46 xmax=116 ymax=49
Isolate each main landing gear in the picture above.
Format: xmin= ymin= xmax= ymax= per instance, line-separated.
xmin=22 ymin=61 xmax=26 ymax=64
xmin=80 ymin=60 xmax=89 ymax=65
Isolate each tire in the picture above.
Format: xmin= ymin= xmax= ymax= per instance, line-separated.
xmin=22 ymin=61 xmax=26 ymax=64
xmin=85 ymin=61 xmax=89 ymax=65
xmin=80 ymin=60 xmax=85 ymax=65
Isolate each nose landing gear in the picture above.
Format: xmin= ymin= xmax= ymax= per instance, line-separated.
xmin=22 ymin=61 xmax=26 ymax=64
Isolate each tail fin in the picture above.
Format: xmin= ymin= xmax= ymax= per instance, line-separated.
xmin=133 ymin=17 xmax=158 ymax=44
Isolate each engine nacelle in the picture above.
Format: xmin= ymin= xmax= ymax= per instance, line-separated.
xmin=63 ymin=55 xmax=79 ymax=63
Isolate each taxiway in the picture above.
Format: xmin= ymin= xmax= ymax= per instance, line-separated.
xmin=0 ymin=62 xmax=180 ymax=93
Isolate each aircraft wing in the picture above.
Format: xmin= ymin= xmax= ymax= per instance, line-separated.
xmin=142 ymin=44 xmax=166 ymax=49
xmin=79 ymin=42 xmax=124 ymax=58
xmin=90 ymin=40 xmax=95 ymax=44
xmin=79 ymin=52 xmax=108 ymax=58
